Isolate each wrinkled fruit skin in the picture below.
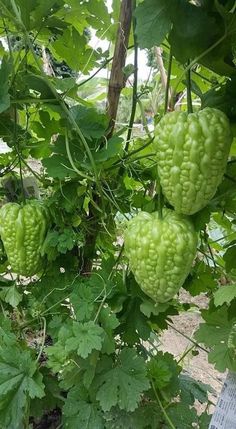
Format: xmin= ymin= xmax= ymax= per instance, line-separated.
xmin=0 ymin=201 xmax=48 ymax=276
xmin=154 ymin=108 xmax=232 ymax=215
xmin=124 ymin=210 xmax=197 ymax=303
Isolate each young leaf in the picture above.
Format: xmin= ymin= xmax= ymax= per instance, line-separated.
xmin=70 ymin=283 xmax=95 ymax=322
xmin=148 ymin=352 xmax=181 ymax=399
xmin=65 ymin=321 xmax=104 ymax=359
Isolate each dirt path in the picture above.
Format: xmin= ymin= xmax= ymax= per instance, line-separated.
xmin=161 ymin=291 xmax=224 ymax=410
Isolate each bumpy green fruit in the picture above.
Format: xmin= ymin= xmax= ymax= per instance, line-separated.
xmin=154 ymin=108 xmax=232 ymax=215
xmin=0 ymin=201 xmax=49 ymax=276
xmin=124 ymin=210 xmax=197 ymax=303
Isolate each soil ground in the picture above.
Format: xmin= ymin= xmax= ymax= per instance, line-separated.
xmin=161 ymin=291 xmax=224 ymax=412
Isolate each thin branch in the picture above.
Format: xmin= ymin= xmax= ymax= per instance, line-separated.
xmin=167 ymin=322 xmax=209 ymax=353
xmin=124 ymin=3 xmax=138 ymax=153
xmin=151 ymin=382 xmax=176 ymax=429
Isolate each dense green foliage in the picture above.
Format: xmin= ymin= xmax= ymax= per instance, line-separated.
xmin=0 ymin=0 xmax=235 ymax=428
xmin=125 ymin=210 xmax=197 ymax=302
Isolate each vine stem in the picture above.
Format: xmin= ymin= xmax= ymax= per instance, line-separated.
xmin=164 ymin=46 xmax=173 ymax=114
xmin=167 ymin=322 xmax=208 ymax=353
xmin=137 ymin=98 xmax=153 ymax=139
xmin=107 ymin=137 xmax=154 ymax=170
xmin=151 ymin=381 xmax=176 ymax=429
xmin=14 ymin=106 xmax=26 ymax=203
xmin=65 ymin=129 xmax=93 ymax=181
xmin=19 ymin=156 xmax=45 ymax=183
xmin=36 ymin=317 xmax=47 ymax=363
xmin=177 ymin=344 xmax=195 ymax=365
xmin=186 ymin=60 xmax=193 ymax=114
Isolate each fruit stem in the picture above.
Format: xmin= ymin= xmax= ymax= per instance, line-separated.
xmin=186 ymin=60 xmax=193 ymax=114
xmin=157 ymin=180 xmax=163 ymax=219
xmin=164 ymin=46 xmax=173 ymax=113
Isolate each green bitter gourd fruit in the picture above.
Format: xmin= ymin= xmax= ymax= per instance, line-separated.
xmin=124 ymin=210 xmax=197 ymax=303
xmin=154 ymin=107 xmax=232 ymax=215
xmin=0 ymin=201 xmax=49 ymax=276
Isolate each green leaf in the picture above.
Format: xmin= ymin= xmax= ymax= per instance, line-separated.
xmin=214 ymin=284 xmax=236 ymax=306
xmin=65 ymin=321 xmax=104 ymax=359
xmin=184 ymin=262 xmax=217 ymax=296
xmin=52 ymin=27 xmax=97 ymax=73
xmin=31 ymin=110 xmax=61 ymax=147
xmin=104 ymin=404 xmax=162 ymax=429
xmin=42 ymin=154 xmax=77 ymax=179
xmin=121 ymin=299 xmax=151 ymax=345
xmin=135 ymin=0 xmax=173 ymax=49
xmin=47 ymin=341 xmax=69 ymax=373
xmin=201 ymin=77 xmax=236 ymax=122
xmin=224 ymin=245 xmax=236 ymax=273
xmin=70 ymin=283 xmax=95 ymax=322
xmin=163 ymin=403 xmax=198 ymax=429
xmin=0 ymin=56 xmax=12 ymax=113
xmin=0 ymin=285 xmax=22 ymax=308
xmin=56 ymin=228 xmax=77 ymax=253
xmin=140 ymin=300 xmax=171 ymax=317
xmin=70 ymin=105 xmax=108 ymax=139
xmin=46 ymin=321 xmax=73 ymax=372
xmin=148 ymin=352 xmax=181 ymax=399
xmin=0 ymin=345 xmax=44 ymax=428
xmin=148 ymin=356 xmax=172 ymax=389
xmin=87 ymin=0 xmax=111 ymax=34
xmin=96 ymin=348 xmax=149 ymax=412
xmin=195 ymin=306 xmax=236 ymax=371
xmin=63 ymin=386 xmax=104 ymax=429
xmin=12 ymin=0 xmax=53 ymax=30
xmin=30 ymin=368 xmax=63 ymax=419
xmin=198 ymin=412 xmax=212 ymax=429
xmin=179 ymin=373 xmax=213 ymax=406
xmin=99 ymin=307 xmax=120 ymax=354
xmin=192 ymin=206 xmax=211 ymax=231
xmin=94 ymin=136 xmax=123 ymax=163
xmin=169 ymin=1 xmax=218 ymax=64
